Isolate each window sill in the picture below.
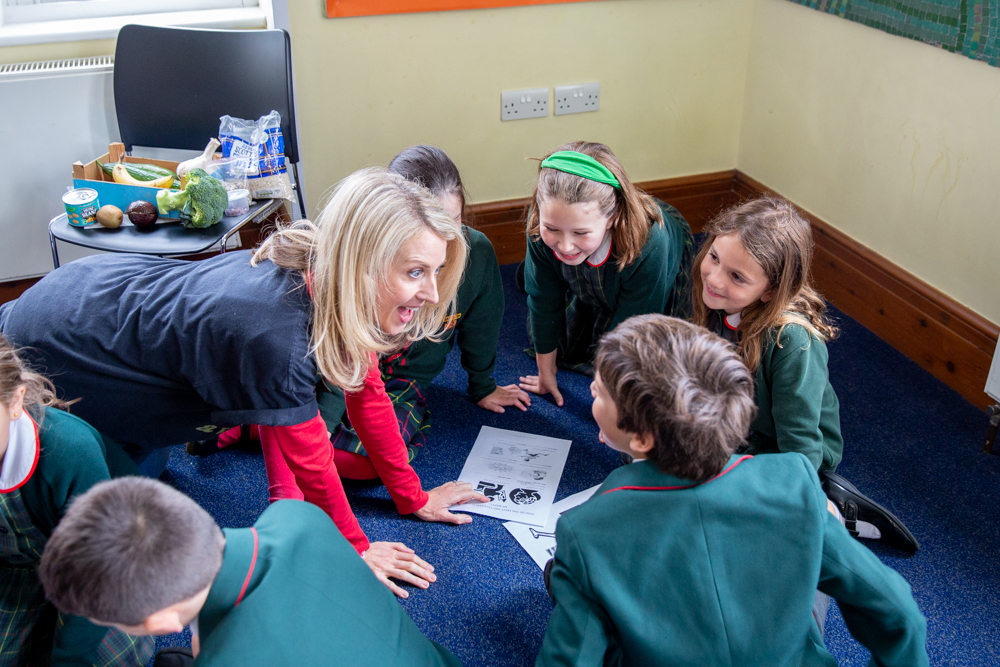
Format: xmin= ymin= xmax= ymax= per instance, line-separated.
xmin=0 ymin=7 xmax=269 ymax=47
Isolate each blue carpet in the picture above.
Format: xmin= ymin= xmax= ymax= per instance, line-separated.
xmin=153 ymin=261 xmax=999 ymax=666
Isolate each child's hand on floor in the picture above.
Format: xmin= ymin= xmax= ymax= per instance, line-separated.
xmin=414 ymin=481 xmax=491 ymax=525
xmin=478 ymin=384 xmax=532 ymax=413
xmin=362 ymin=541 xmax=436 ymax=598
xmin=519 ymin=350 xmax=563 ymax=406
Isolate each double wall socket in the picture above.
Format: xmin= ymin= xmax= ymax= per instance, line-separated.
xmin=554 ymin=83 xmax=600 ymax=116
xmin=501 ymin=87 xmax=549 ymax=121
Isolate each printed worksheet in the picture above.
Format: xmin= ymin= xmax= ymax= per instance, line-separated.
xmin=504 ymin=485 xmax=600 ymax=569
xmin=451 ymin=426 xmax=572 ymax=527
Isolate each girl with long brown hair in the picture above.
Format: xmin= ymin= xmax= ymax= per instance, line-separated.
xmin=518 ymin=141 xmax=695 ymax=406
xmin=693 ymin=197 xmax=917 ymax=552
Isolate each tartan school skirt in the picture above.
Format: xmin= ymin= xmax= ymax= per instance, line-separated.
xmin=319 ymin=377 xmax=430 ymax=464
xmin=0 ymin=498 xmax=154 ymax=667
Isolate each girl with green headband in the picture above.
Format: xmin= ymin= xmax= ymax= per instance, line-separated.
xmin=518 ymin=141 xmax=694 ymax=406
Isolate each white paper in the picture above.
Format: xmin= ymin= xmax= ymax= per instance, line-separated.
xmin=504 ymin=485 xmax=601 ymax=569
xmin=450 ymin=426 xmax=572 ymax=527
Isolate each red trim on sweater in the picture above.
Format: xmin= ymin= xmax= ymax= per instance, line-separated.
xmin=601 ymin=455 xmax=752 ymax=495
xmin=234 ymin=527 xmax=258 ymax=607
xmin=0 ymin=414 xmax=40 ymax=494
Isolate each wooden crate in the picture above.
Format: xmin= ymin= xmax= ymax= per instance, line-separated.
xmin=71 ymin=143 xmax=183 ymax=218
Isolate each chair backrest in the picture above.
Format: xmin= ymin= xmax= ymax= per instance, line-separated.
xmin=113 ymin=25 xmax=299 ymax=165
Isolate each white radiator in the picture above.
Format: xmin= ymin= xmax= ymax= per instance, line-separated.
xmin=0 ymin=56 xmax=119 ymax=280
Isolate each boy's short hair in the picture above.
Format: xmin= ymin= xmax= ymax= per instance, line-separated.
xmin=595 ymin=315 xmax=756 ymax=481
xmin=39 ymin=477 xmax=225 ymax=626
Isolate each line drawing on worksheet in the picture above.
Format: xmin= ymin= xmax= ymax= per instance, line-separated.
xmin=451 ymin=426 xmax=572 ymax=527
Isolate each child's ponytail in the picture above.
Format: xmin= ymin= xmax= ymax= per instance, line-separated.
xmin=527 ymin=141 xmax=661 ymax=269
xmin=0 ymin=335 xmax=74 ymax=419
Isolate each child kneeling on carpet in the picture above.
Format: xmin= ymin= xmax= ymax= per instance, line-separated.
xmin=0 ymin=335 xmax=154 ymax=667
xmin=692 ymin=197 xmax=917 ymax=552
xmin=535 ymin=314 xmax=928 ymax=667
xmin=517 ymin=141 xmax=694 ymax=405
xmin=38 ymin=477 xmax=462 ymax=667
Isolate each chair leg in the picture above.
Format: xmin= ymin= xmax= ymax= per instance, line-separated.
xmin=985 ymin=404 xmax=1000 ymax=455
xmin=48 ymin=229 xmax=61 ymax=269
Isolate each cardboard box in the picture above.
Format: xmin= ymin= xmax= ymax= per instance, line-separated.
xmin=72 ymin=143 xmax=182 ymax=219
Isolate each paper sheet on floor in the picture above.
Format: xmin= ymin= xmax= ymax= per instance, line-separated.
xmin=503 ymin=485 xmax=600 ymax=569
xmin=450 ymin=426 xmax=571 ymax=527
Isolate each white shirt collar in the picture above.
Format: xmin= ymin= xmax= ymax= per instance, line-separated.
xmin=724 ymin=311 xmax=742 ymax=329
xmin=1 ymin=413 xmax=40 ymax=493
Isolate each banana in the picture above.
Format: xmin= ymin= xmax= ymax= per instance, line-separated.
xmin=112 ymin=161 xmax=174 ymax=189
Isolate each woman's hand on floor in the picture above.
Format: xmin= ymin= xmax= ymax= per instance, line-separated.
xmin=363 ymin=541 xmax=436 ymax=598
xmin=414 ymin=481 xmax=490 ymax=525
xmin=477 ymin=384 xmax=532 ymax=413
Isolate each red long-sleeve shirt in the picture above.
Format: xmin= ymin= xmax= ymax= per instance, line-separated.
xmin=258 ymin=361 xmax=428 ymax=554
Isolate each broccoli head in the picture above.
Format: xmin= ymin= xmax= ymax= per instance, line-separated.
xmin=155 ymin=168 xmax=228 ymax=229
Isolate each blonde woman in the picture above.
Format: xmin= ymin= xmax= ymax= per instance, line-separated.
xmin=0 ymin=168 xmax=488 ymax=597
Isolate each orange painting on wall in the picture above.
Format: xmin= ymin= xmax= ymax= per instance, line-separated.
xmin=326 ymin=0 xmax=603 ymax=19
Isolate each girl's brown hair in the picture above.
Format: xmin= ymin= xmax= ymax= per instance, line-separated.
xmin=0 ymin=335 xmax=72 ymax=419
xmin=691 ymin=197 xmax=837 ymax=372
xmin=253 ymin=167 xmax=468 ymax=391
xmin=526 ymin=141 xmax=662 ymax=269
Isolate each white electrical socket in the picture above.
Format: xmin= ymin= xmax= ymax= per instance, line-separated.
xmin=501 ymin=87 xmax=549 ymax=121
xmin=554 ymin=82 xmax=600 ymax=116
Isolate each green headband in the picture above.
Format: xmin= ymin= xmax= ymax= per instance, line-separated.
xmin=540 ymin=151 xmax=621 ymax=189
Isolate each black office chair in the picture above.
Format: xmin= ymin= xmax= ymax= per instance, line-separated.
xmin=113 ymin=24 xmax=306 ymax=217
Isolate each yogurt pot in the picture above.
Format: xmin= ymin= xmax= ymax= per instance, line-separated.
xmin=63 ymin=188 xmax=99 ymax=227
xmin=225 ymin=188 xmax=250 ymax=217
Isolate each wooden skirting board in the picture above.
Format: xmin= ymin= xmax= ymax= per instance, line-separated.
xmin=465 ymin=169 xmax=999 ymax=409
xmin=2 ymin=171 xmax=996 ymax=408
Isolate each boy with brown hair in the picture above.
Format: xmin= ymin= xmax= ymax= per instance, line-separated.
xmin=536 ymin=314 xmax=928 ymax=667
xmin=38 ymin=477 xmax=461 ymax=667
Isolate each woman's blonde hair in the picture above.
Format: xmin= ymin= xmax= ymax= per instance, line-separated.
xmin=0 ymin=335 xmax=72 ymax=420
xmin=253 ymin=167 xmax=468 ymax=390
xmin=691 ymin=197 xmax=837 ymax=372
xmin=526 ymin=141 xmax=662 ymax=269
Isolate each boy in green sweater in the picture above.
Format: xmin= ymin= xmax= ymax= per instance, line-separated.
xmin=38 ymin=478 xmax=462 ymax=667
xmin=536 ymin=315 xmax=928 ymax=667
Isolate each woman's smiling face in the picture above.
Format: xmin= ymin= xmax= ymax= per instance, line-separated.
xmin=378 ymin=228 xmax=448 ymax=335
xmin=537 ymin=198 xmax=611 ymax=265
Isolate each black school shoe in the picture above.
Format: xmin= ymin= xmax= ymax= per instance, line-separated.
xmin=153 ymin=647 xmax=194 ymax=667
xmin=820 ymin=470 xmax=919 ymax=553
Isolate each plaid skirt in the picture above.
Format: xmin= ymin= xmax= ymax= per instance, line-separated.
xmin=0 ymin=490 xmax=153 ymax=667
xmin=319 ymin=378 xmax=430 ymax=464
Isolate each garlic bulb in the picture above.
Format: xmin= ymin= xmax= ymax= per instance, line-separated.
xmin=177 ymin=138 xmax=222 ymax=186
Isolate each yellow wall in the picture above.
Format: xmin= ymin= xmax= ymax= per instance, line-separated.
xmin=738 ymin=0 xmax=1000 ymax=324
xmin=5 ymin=0 xmax=996 ymax=324
xmin=287 ymin=0 xmax=752 ymax=210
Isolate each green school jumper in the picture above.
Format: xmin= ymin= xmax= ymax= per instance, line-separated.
xmin=318 ymin=226 xmax=504 ymax=458
xmin=536 ymin=454 xmax=928 ymax=667
xmin=525 ymin=200 xmax=693 ymax=373
xmin=0 ymin=408 xmax=152 ymax=667
xmin=195 ymin=500 xmax=461 ymax=666
xmin=707 ymin=311 xmax=844 ymax=472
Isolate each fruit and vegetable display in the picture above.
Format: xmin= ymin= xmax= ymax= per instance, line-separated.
xmin=126 ymin=201 xmax=158 ymax=229
xmin=155 ymin=168 xmax=228 ymax=229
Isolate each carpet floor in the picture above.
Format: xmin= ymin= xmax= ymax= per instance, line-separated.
xmin=153 ymin=261 xmax=999 ymax=666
